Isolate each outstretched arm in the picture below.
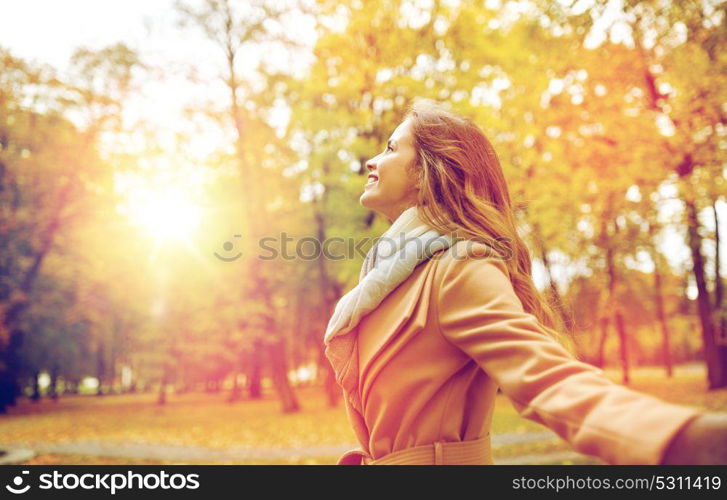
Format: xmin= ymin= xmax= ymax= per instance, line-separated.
xmin=434 ymin=251 xmax=713 ymax=465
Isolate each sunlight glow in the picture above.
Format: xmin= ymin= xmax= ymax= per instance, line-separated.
xmin=120 ymin=182 xmax=202 ymax=242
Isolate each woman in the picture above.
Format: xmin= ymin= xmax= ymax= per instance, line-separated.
xmin=323 ymin=98 xmax=727 ymax=465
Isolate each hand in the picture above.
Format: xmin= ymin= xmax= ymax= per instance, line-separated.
xmin=661 ymin=412 xmax=727 ymax=465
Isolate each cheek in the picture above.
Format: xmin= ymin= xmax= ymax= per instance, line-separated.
xmin=390 ymin=167 xmax=416 ymax=195
xmin=382 ymin=164 xmax=407 ymax=190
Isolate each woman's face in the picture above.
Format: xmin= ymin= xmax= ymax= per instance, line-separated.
xmin=359 ymin=118 xmax=419 ymax=222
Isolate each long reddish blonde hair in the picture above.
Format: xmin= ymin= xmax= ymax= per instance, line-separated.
xmin=405 ymin=99 xmax=569 ymax=345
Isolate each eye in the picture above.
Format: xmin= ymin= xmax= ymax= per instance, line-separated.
xmin=385 ymin=144 xmax=394 ymax=152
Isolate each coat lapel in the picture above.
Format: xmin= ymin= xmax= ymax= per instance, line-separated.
xmin=357 ymin=257 xmax=439 ymax=405
xmin=324 ymin=248 xmax=447 ymax=455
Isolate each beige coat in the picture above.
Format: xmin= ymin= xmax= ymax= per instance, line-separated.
xmin=332 ymin=239 xmax=704 ymax=465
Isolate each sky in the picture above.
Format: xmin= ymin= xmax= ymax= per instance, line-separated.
xmin=0 ymin=0 xmax=317 ymax=79
xmin=1 ymin=0 xmax=724 ymax=295
xmin=1 ymin=1 xmax=180 ymax=69
xmin=1 ymin=0 xmax=313 ymax=156
xmin=2 ymin=1 xmax=220 ymax=154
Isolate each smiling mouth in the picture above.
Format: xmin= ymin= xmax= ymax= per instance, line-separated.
xmin=366 ymin=174 xmax=379 ymax=185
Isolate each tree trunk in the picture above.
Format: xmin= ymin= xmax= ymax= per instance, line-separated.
xmin=0 ymin=185 xmax=70 ymax=412
xmin=615 ymin=310 xmax=629 ymax=385
xmin=228 ymin=370 xmax=241 ymax=403
xmin=648 ymin=222 xmax=674 ymax=377
xmin=50 ymin=362 xmax=60 ymax=400
xmin=312 ymin=180 xmax=344 ymax=407
xmin=31 ymin=370 xmax=41 ymax=402
xmin=157 ymin=362 xmax=169 ymax=405
xmin=605 ymin=215 xmax=630 ymax=383
xmin=641 ymin=51 xmax=727 ymax=387
xmin=248 ymin=339 xmax=263 ymax=399
xmin=223 ymin=23 xmax=299 ymax=412
xmin=0 ymin=329 xmax=24 ymax=412
xmin=96 ymin=339 xmax=105 ymax=396
xmin=653 ymin=265 xmax=674 ymax=377
xmin=713 ymin=201 xmax=725 ymax=343
xmin=267 ymin=338 xmax=300 ymax=413
xmin=685 ymin=195 xmax=727 ymax=388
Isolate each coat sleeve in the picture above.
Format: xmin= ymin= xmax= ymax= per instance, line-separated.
xmin=434 ymin=251 xmax=705 ymax=465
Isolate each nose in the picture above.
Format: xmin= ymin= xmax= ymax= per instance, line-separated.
xmin=366 ymin=155 xmax=379 ymax=173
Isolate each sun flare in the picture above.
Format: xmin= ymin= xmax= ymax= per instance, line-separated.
xmin=118 ymin=181 xmax=202 ymax=242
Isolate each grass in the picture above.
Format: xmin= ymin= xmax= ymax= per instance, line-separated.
xmin=1 ymin=363 xmax=724 ymax=465
xmin=0 ymin=388 xmax=358 ymax=449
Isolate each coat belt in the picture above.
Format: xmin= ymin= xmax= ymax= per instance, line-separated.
xmin=336 ymin=434 xmax=493 ymax=465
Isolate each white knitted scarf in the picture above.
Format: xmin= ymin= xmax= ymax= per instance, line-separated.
xmin=323 ymin=205 xmax=454 ymax=414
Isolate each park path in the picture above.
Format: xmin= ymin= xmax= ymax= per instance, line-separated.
xmin=0 ymin=430 xmax=593 ymax=464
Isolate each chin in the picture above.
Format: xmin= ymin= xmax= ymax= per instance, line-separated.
xmin=359 ymin=192 xmax=376 ymax=209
